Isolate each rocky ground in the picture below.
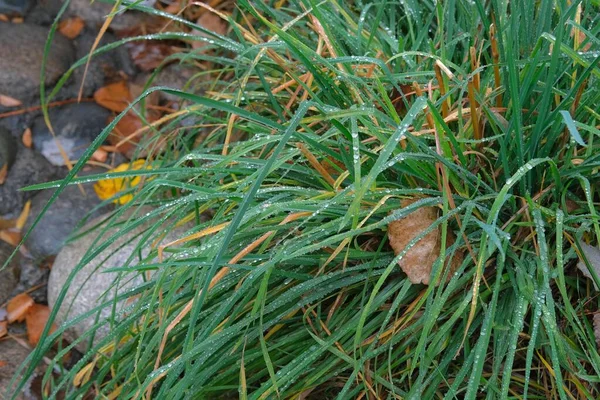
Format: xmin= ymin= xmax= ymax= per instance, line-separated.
xmin=0 ymin=1 xmax=198 ymax=397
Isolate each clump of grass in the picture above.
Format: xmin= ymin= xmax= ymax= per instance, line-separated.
xmin=7 ymin=0 xmax=600 ymax=398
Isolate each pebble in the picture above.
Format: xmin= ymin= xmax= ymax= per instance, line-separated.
xmin=31 ymin=103 xmax=111 ymax=166
xmin=0 ymin=22 xmax=74 ymax=103
xmin=47 ymin=208 xmax=189 ymax=352
xmin=0 ymin=241 xmax=20 ymax=305
xmin=24 ymin=173 xmax=108 ymax=258
xmin=67 ymin=0 xmax=150 ymax=30
xmin=0 ymin=339 xmax=41 ymax=400
xmin=0 ymin=146 xmax=60 ymax=216
xmin=0 ymin=0 xmax=32 ymax=15
xmin=0 ymin=126 xmax=17 ymax=173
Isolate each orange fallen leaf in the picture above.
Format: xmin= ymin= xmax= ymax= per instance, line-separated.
xmin=0 ymin=230 xmax=21 ymax=247
xmin=0 ymin=14 xmax=8 ymax=22
xmin=94 ymin=81 xmax=132 ymax=113
xmin=192 ymin=12 xmax=228 ymax=50
xmin=0 ymin=164 xmax=7 ymax=185
xmin=58 ymin=16 xmax=85 ymax=39
xmin=7 ymin=293 xmax=34 ymax=323
xmin=25 ymin=304 xmax=56 ymax=345
xmin=0 ymin=94 xmax=22 ymax=107
xmin=107 ymin=110 xmax=159 ymax=156
xmin=0 ymin=321 xmax=7 ymax=339
xmin=22 ymin=127 xmax=32 ymax=148
xmin=388 ymin=199 xmax=463 ymax=285
xmin=11 ymin=17 xmax=23 ymax=23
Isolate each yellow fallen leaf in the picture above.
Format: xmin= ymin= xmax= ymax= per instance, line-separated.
xmin=93 ymin=160 xmax=151 ymax=205
xmin=15 ymin=200 xmax=31 ymax=231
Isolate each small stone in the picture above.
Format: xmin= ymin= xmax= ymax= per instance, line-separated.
xmin=67 ymin=29 xmax=136 ymax=98
xmin=0 ymin=22 xmax=74 ymax=103
xmin=67 ymin=0 xmax=148 ymax=31
xmin=47 ymin=208 xmax=190 ymax=352
xmin=24 ymin=175 xmax=109 ymax=258
xmin=0 ymin=339 xmax=42 ymax=400
xmin=25 ymin=0 xmax=63 ymax=26
xmin=151 ymin=64 xmax=197 ymax=103
xmin=0 ymin=147 xmax=60 ymax=216
xmin=31 ymin=103 xmax=111 ymax=166
xmin=0 ymin=241 xmax=20 ymax=305
xmin=0 ymin=0 xmax=32 ymax=16
xmin=0 ymin=126 xmax=17 ymax=172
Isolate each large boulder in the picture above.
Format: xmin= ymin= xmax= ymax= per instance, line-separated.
xmin=47 ymin=208 xmax=189 ymax=351
xmin=0 ymin=22 xmax=74 ymax=103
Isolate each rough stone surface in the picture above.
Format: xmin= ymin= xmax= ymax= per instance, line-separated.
xmin=25 ymin=0 xmax=63 ymax=26
xmin=0 ymin=241 xmax=20 ymax=305
xmin=152 ymin=64 xmax=197 ymax=102
xmin=24 ymin=176 xmax=108 ymax=258
xmin=0 ymin=146 xmax=60 ymax=216
xmin=0 ymin=339 xmax=42 ymax=400
xmin=0 ymin=22 xmax=74 ymax=103
xmin=66 ymin=29 xmax=137 ymax=98
xmin=67 ymin=0 xmax=150 ymax=30
xmin=0 ymin=0 xmax=32 ymax=15
xmin=31 ymin=103 xmax=111 ymax=165
xmin=47 ymin=208 xmax=189 ymax=351
xmin=12 ymin=258 xmax=49 ymax=305
xmin=0 ymin=126 xmax=17 ymax=172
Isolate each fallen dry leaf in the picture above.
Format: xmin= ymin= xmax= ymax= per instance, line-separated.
xmin=0 ymin=321 xmax=6 ymax=339
xmin=107 ymin=110 xmax=159 ymax=156
xmin=388 ymin=199 xmax=463 ymax=285
xmin=58 ymin=16 xmax=85 ymax=39
xmin=0 ymin=94 xmax=21 ymax=107
xmin=25 ymin=304 xmax=56 ymax=345
xmin=0 ymin=14 xmax=8 ymax=22
xmin=192 ymin=12 xmax=227 ymax=50
xmin=7 ymin=293 xmax=34 ymax=323
xmin=577 ymin=242 xmax=600 ymax=290
xmin=11 ymin=17 xmax=23 ymax=23
xmin=15 ymin=200 xmax=31 ymax=231
xmin=0 ymin=164 xmax=7 ymax=185
xmin=94 ymin=81 xmax=132 ymax=113
xmin=127 ymin=41 xmax=174 ymax=71
xmin=22 ymin=127 xmax=32 ymax=148
xmin=0 ymin=230 xmax=21 ymax=247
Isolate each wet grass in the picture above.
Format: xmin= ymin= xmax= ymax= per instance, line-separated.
xmin=6 ymin=0 xmax=600 ymax=398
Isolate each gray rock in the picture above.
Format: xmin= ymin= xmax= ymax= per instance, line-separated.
xmin=24 ymin=177 xmax=108 ymax=258
xmin=0 ymin=339 xmax=41 ymax=400
xmin=67 ymin=0 xmax=150 ymax=31
xmin=25 ymin=0 xmax=63 ymax=26
xmin=0 ymin=0 xmax=32 ymax=15
xmin=0 ymin=22 xmax=74 ymax=103
xmin=152 ymin=63 xmax=197 ymax=103
xmin=67 ymin=29 xmax=136 ymax=98
xmin=0 ymin=241 xmax=20 ymax=305
xmin=47 ymin=208 xmax=190 ymax=351
xmin=0 ymin=126 xmax=17 ymax=173
xmin=12 ymin=258 xmax=48 ymax=304
xmin=31 ymin=103 xmax=111 ymax=166
xmin=0 ymin=147 xmax=60 ymax=216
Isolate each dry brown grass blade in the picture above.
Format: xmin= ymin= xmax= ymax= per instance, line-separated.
xmin=78 ymin=0 xmax=121 ymax=102
xmin=296 ymin=143 xmax=336 ymax=187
